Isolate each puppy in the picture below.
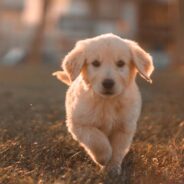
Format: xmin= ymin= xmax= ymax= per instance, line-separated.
xmin=53 ymin=33 xmax=154 ymax=175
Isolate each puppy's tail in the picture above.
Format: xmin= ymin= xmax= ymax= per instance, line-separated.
xmin=52 ymin=71 xmax=71 ymax=86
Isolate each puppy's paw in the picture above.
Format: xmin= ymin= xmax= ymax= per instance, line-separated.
xmin=102 ymin=164 xmax=122 ymax=176
xmin=108 ymin=165 xmax=122 ymax=176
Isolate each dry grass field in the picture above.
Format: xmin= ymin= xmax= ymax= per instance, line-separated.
xmin=0 ymin=65 xmax=183 ymax=184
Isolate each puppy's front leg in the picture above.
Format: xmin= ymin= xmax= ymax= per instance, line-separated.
xmin=69 ymin=126 xmax=112 ymax=167
xmin=107 ymin=129 xmax=135 ymax=175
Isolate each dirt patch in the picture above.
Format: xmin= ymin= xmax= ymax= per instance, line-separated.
xmin=0 ymin=65 xmax=184 ymax=184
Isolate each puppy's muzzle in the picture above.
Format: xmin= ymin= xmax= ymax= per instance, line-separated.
xmin=102 ymin=79 xmax=115 ymax=95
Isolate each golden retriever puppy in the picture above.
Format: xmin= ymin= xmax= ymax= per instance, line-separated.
xmin=53 ymin=33 xmax=154 ymax=175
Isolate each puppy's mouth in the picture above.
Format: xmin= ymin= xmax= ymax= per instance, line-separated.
xmin=101 ymin=90 xmax=114 ymax=96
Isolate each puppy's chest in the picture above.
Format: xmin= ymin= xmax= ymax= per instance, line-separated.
xmin=90 ymin=103 xmax=124 ymax=135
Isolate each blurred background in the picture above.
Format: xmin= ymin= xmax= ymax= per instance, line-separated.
xmin=0 ymin=0 xmax=183 ymax=67
xmin=1 ymin=1 xmax=184 ymax=183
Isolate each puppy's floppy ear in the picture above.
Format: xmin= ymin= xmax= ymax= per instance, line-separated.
xmin=125 ymin=40 xmax=154 ymax=83
xmin=62 ymin=41 xmax=86 ymax=83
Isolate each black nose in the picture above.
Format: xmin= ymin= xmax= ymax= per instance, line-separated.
xmin=102 ymin=79 xmax=115 ymax=89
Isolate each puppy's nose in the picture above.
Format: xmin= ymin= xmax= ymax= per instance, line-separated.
xmin=102 ymin=79 xmax=115 ymax=89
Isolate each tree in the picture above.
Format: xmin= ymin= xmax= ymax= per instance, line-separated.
xmin=25 ymin=0 xmax=51 ymax=63
xmin=175 ymin=0 xmax=184 ymax=65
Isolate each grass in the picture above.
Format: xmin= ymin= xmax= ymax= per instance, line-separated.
xmin=0 ymin=65 xmax=184 ymax=184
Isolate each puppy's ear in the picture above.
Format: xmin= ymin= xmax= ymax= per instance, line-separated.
xmin=62 ymin=41 xmax=85 ymax=82
xmin=125 ymin=40 xmax=154 ymax=83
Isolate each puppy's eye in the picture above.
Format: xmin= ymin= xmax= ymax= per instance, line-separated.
xmin=92 ymin=60 xmax=101 ymax=67
xmin=116 ymin=60 xmax=125 ymax=67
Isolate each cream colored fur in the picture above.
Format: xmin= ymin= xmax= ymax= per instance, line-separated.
xmin=53 ymin=33 xmax=154 ymax=175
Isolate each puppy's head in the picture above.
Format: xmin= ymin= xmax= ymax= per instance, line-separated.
xmin=60 ymin=34 xmax=154 ymax=97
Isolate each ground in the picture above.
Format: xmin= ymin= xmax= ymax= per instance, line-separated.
xmin=0 ymin=65 xmax=183 ymax=184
